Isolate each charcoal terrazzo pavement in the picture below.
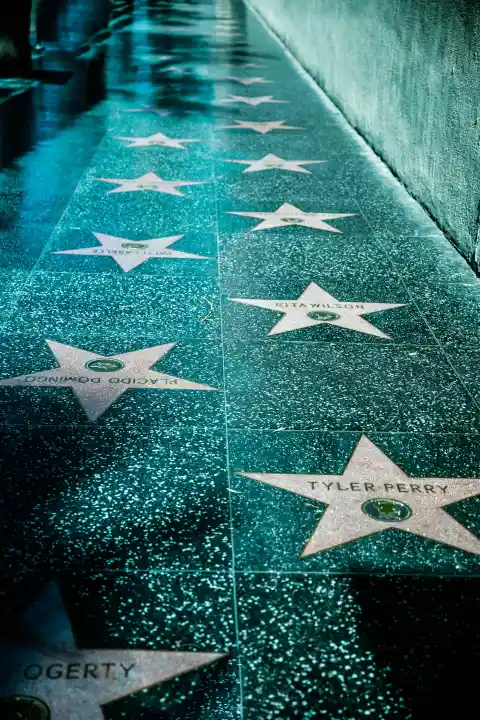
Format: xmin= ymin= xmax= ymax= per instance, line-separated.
xmin=0 ymin=0 xmax=478 ymax=718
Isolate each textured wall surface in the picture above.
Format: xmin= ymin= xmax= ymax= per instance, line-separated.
xmin=248 ymin=0 xmax=480 ymax=268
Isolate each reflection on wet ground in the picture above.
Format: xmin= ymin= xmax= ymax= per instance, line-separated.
xmin=0 ymin=0 xmax=479 ymax=718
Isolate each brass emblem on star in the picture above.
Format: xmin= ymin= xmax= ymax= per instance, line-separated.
xmin=120 ymin=242 xmax=148 ymax=250
xmin=84 ymin=358 xmax=125 ymax=373
xmin=306 ymin=310 xmax=341 ymax=322
xmin=0 ymin=696 xmax=51 ymax=720
xmin=362 ymin=498 xmax=413 ymax=523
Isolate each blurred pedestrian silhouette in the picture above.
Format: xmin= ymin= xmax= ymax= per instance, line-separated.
xmin=0 ymin=1 xmax=33 ymax=76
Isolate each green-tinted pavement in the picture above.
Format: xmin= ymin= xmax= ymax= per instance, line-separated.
xmin=0 ymin=0 xmax=479 ymax=718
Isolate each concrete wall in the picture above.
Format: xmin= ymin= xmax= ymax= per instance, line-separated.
xmin=248 ymin=0 xmax=480 ymax=269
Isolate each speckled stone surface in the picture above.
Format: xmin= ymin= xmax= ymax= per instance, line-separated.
xmin=0 ymin=426 xmax=231 ymax=571
xmin=0 ymin=0 xmax=479 ymax=716
xmin=237 ymin=573 xmax=480 ymax=719
xmin=224 ymin=341 xmax=480 ymax=432
xmin=219 ymin=228 xmax=394 ymax=281
xmin=10 ymin=271 xmax=221 ymax=339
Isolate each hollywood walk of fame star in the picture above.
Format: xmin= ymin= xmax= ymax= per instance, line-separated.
xmin=157 ymin=64 xmax=187 ymax=75
xmin=52 ymin=232 xmax=211 ymax=273
xmin=227 ymin=202 xmax=357 ymax=233
xmin=95 ymin=172 xmax=208 ymax=197
xmin=214 ymin=30 xmax=242 ymax=37
xmin=227 ymin=76 xmax=273 ymax=85
xmin=194 ymin=66 xmax=211 ymax=78
xmin=237 ymin=436 xmax=480 ymax=557
xmin=230 ymin=282 xmax=405 ymax=338
xmin=217 ymin=120 xmax=303 ymax=134
xmin=120 ymin=21 xmax=183 ymax=34
xmin=136 ymin=52 xmax=174 ymax=64
xmin=114 ymin=131 xmax=202 ymax=149
xmin=0 ymin=341 xmax=219 ymax=421
xmin=220 ymin=94 xmax=287 ymax=106
xmin=221 ymin=153 xmax=327 ymax=174
xmin=0 ymin=583 xmax=225 ymax=719
xmin=123 ymin=105 xmax=171 ymax=117
xmin=233 ymin=63 xmax=266 ymax=69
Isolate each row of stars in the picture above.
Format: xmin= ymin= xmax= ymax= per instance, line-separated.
xmin=1 ymin=7 xmax=478 ymax=720
xmin=1 ymin=338 xmax=479 ymax=560
xmin=0 ymin=8 xmax=243 ymax=718
xmin=62 ymin=8 xmax=480 ymax=559
xmin=1 ymin=7 xmax=476 ymax=563
xmin=1 ymin=12 xmax=477 ymax=554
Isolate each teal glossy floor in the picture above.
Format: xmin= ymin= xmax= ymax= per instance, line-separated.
xmin=0 ymin=0 xmax=479 ymax=718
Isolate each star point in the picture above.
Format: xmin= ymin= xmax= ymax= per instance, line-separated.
xmin=237 ymin=436 xmax=480 ymax=557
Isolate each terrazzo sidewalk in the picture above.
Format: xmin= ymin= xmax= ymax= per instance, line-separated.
xmin=0 ymin=0 xmax=479 ymax=718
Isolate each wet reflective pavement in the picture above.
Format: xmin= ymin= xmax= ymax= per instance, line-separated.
xmin=0 ymin=0 xmax=479 ymax=718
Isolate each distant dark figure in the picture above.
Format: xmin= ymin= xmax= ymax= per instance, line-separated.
xmin=35 ymin=0 xmax=64 ymax=46
xmin=0 ymin=0 xmax=33 ymax=76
